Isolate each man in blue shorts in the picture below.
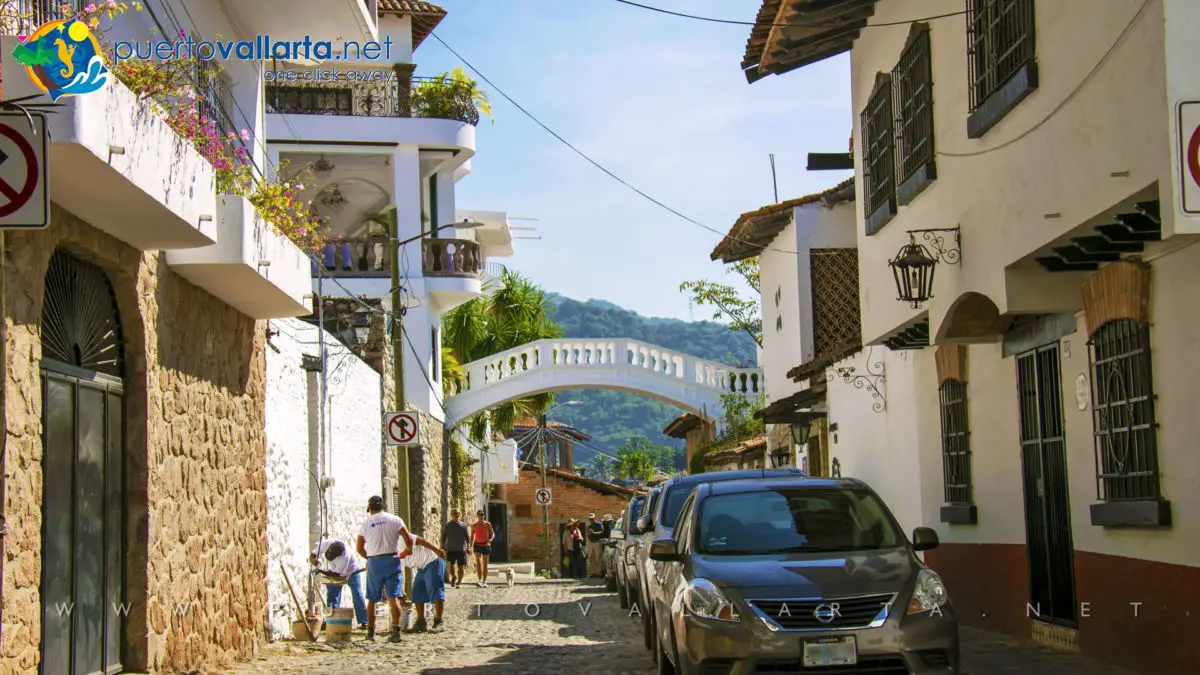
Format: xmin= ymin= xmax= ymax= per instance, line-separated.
xmin=401 ymin=532 xmax=447 ymax=632
xmin=356 ymin=495 xmax=413 ymax=642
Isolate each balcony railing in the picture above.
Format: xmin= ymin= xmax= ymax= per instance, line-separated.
xmin=312 ymin=236 xmax=390 ymax=277
xmin=423 ymin=239 xmax=482 ymax=278
xmin=266 ymin=71 xmax=480 ymax=126
xmin=4 ymin=1 xmax=82 ymax=32
xmin=485 ymin=261 xmax=507 ymax=278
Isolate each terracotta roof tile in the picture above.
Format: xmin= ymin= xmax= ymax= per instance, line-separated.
xmin=377 ymin=0 xmax=447 ymax=50
xmin=706 ymin=434 xmax=768 ymax=462
xmin=512 ymin=416 xmax=592 ymax=441
xmin=662 ymin=412 xmax=704 ymax=438
xmin=519 ymin=464 xmax=635 ymax=498
xmin=711 ymin=177 xmax=855 ymax=263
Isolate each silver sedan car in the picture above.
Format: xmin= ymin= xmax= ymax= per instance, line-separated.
xmin=649 ymin=476 xmax=959 ymax=674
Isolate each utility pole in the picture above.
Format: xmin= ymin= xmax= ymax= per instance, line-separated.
xmin=769 ymin=154 xmax=779 ymax=203
xmin=389 ymin=206 xmax=413 ymax=595
xmin=537 ymin=415 xmax=552 ymax=575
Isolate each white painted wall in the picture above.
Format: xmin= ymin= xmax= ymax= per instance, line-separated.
xmin=265 ymin=318 xmax=383 ymax=639
xmin=826 ymin=347 xmax=935 ymax=537
xmin=760 ymin=218 xmax=804 ymax=403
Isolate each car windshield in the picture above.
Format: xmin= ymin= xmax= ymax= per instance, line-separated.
xmin=696 ymin=487 xmax=904 ymax=554
xmin=662 ymin=484 xmax=696 ymax=528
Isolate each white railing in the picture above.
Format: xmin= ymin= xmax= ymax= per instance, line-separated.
xmin=455 ymin=338 xmax=762 ymax=397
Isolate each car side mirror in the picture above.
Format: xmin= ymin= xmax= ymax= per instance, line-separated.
xmin=637 ymin=515 xmax=652 ymax=533
xmin=648 ymin=538 xmax=679 ymax=562
xmin=912 ymin=527 xmax=939 ymax=552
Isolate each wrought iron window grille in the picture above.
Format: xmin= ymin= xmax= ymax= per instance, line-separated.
xmin=861 ymin=73 xmax=897 ymax=234
xmin=1088 ymin=319 xmax=1162 ymax=502
xmin=892 ymin=23 xmax=936 ymax=197
xmin=966 ymin=0 xmax=1037 ymax=112
xmin=938 ymin=379 xmax=973 ymax=505
xmin=827 ymin=347 xmax=886 ymax=413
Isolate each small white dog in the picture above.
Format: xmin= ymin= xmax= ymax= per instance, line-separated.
xmin=502 ymin=567 xmax=516 ymax=587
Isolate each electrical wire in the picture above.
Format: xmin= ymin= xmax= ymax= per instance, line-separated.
xmin=608 ymin=0 xmax=967 ymax=29
xmin=937 ymin=0 xmax=1151 ymax=158
xmin=430 ymin=33 xmax=844 ymax=258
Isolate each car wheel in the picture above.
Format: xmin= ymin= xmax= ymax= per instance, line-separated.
xmin=657 ymin=630 xmax=676 ymax=675
xmin=618 ymin=580 xmax=629 ymax=609
xmin=606 ymin=571 xmax=618 ymax=592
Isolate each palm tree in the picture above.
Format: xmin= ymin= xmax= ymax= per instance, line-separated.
xmin=443 ymin=268 xmax=563 ymax=441
xmin=613 ymin=452 xmax=655 ymax=483
xmin=440 ymin=346 xmax=463 ymax=398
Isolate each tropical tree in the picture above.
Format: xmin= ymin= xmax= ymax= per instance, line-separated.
xmin=411 ymin=66 xmax=494 ymax=123
xmin=613 ymin=452 xmax=655 ymax=483
xmin=680 ymin=257 xmax=762 ymax=347
xmin=616 ymin=435 xmax=683 ymax=471
xmin=443 ymin=268 xmax=563 ymax=442
xmin=586 ymin=454 xmax=616 ymax=483
xmin=440 ymin=346 xmax=463 ymax=398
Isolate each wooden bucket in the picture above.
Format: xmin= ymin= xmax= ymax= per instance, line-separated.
xmin=325 ymin=608 xmax=354 ymax=642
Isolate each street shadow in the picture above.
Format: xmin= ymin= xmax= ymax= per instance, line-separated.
xmin=418 ymin=642 xmax=653 ymax=674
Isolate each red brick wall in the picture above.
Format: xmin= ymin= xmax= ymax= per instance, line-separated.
xmin=495 ymin=470 xmax=631 ymax=569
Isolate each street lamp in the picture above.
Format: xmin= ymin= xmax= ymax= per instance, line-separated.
xmin=888 ymin=228 xmax=961 ymax=309
xmin=537 ymin=400 xmax=583 ymax=575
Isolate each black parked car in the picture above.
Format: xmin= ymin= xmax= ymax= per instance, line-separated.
xmin=605 ymin=493 xmax=646 ymax=605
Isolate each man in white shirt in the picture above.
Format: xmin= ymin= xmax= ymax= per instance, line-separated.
xmin=400 ymin=531 xmax=447 ymax=633
xmin=310 ymin=539 xmax=367 ymax=629
xmin=356 ymin=495 xmax=414 ymax=643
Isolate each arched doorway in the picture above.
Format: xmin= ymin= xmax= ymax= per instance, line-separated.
xmin=39 ymin=249 xmax=126 ymax=674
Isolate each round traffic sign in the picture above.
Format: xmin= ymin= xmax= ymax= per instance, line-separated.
xmin=1188 ymin=124 xmax=1200 ymax=189
xmin=388 ymin=414 xmax=417 ymax=444
xmin=534 ymin=488 xmax=552 ymax=505
xmin=0 ymin=123 xmax=39 ymax=217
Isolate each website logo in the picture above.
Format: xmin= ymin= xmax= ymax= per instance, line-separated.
xmin=12 ymin=18 xmax=109 ymax=101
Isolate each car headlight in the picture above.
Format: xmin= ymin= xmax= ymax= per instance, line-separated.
xmin=907 ymin=568 xmax=949 ymax=615
xmin=683 ymin=578 xmax=741 ymax=622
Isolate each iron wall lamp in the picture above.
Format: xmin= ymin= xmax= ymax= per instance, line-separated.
xmin=789 ymin=421 xmax=812 ymax=447
xmin=889 ymin=227 xmax=961 ymax=309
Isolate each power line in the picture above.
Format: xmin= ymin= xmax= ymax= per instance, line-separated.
xmin=430 ymin=33 xmax=841 ymax=258
xmin=609 ymin=0 xmax=966 ymax=29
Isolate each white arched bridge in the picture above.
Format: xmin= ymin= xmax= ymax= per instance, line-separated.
xmin=443 ymin=338 xmax=763 ymax=427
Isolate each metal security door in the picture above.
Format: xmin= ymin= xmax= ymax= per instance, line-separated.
xmin=40 ymin=250 xmax=126 ymax=675
xmin=1016 ymin=344 xmax=1078 ymax=627
xmin=487 ymin=503 xmax=508 ymax=563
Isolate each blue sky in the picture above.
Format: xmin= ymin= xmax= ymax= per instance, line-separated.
xmin=417 ymin=0 xmax=854 ymax=320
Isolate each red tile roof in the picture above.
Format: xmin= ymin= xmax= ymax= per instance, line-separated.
xmin=377 ymin=0 xmax=447 ymax=50
xmin=710 ymin=177 xmax=855 ymax=263
xmin=512 ymin=416 xmax=592 ymax=441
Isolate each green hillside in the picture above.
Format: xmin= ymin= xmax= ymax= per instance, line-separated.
xmin=544 ymin=295 xmax=758 ymax=459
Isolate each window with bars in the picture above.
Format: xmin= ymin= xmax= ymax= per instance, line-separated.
xmin=965 ymin=0 xmax=1038 ymax=138
xmin=195 ymin=60 xmax=234 ymax=137
xmin=1088 ymin=319 xmax=1162 ymax=504
xmin=892 ymin=24 xmax=937 ymax=205
xmin=266 ymin=85 xmax=354 ymax=116
xmin=860 ymin=73 xmax=896 ymax=235
xmin=939 ymin=379 xmax=977 ymax=524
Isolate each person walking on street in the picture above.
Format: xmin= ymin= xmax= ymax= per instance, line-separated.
xmin=585 ymin=513 xmax=605 ymax=578
xmin=470 ymin=510 xmax=495 ymax=587
xmin=356 ymin=495 xmax=414 ymax=643
xmin=400 ymin=532 xmax=448 ymax=632
xmin=564 ymin=519 xmax=585 ymax=578
xmin=310 ymin=540 xmax=368 ymax=629
xmin=441 ymin=509 xmax=470 ymax=589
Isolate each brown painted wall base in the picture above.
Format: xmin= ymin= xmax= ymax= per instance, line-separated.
xmin=926 ymin=543 xmax=1200 ymax=675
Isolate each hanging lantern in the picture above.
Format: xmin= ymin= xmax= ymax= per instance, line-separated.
xmin=889 ymin=238 xmax=938 ymax=308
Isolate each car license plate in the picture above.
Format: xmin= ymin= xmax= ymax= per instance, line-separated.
xmin=802 ymin=636 xmax=857 ymax=667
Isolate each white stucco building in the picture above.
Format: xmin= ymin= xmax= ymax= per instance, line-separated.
xmin=740 ymin=0 xmax=1200 ymax=672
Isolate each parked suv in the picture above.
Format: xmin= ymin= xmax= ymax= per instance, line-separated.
xmin=630 ymin=469 xmax=805 ymax=653
xmin=606 ymin=494 xmax=646 ymax=606
xmin=649 ymin=476 xmax=959 ymax=674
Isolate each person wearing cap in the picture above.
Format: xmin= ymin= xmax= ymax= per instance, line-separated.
xmin=562 ymin=519 xmax=584 ymax=578
xmin=585 ymin=513 xmax=606 ymax=578
xmin=356 ymin=495 xmax=413 ymax=642
xmin=310 ymin=539 xmax=368 ymax=629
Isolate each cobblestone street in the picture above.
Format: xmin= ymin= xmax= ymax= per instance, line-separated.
xmin=222 ymin=578 xmax=653 ymax=674
xmin=221 ymin=578 xmax=1148 ymax=675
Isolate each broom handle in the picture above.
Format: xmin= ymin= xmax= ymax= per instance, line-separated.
xmin=281 ymin=563 xmax=315 ymax=641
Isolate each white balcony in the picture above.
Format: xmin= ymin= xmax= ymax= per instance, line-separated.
xmin=0 ymin=39 xmax=217 ymax=250
xmin=423 ymin=238 xmax=481 ymax=310
xmin=226 ymin=0 xmax=377 ymax=44
xmin=166 ymin=196 xmax=311 ymax=319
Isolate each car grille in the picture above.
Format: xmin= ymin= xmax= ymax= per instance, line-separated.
xmin=755 ymin=655 xmax=910 ymax=674
xmin=749 ymin=594 xmax=895 ymax=630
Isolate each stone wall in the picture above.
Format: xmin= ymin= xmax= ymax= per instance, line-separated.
xmin=263 ymin=318 xmax=382 ymax=639
xmin=409 ymin=410 xmax=447 ymax=541
xmin=1 ymin=205 xmax=267 ymax=673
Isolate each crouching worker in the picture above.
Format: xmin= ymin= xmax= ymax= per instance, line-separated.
xmin=401 ymin=533 xmax=448 ymax=632
xmin=310 ymin=539 xmax=368 ymax=629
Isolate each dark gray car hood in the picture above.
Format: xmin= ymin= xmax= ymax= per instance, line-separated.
xmin=692 ymin=547 xmax=917 ymax=598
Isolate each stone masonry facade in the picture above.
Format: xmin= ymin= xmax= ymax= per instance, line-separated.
xmin=1 ymin=205 xmax=267 ymax=673
xmin=496 ymin=468 xmax=633 ymax=569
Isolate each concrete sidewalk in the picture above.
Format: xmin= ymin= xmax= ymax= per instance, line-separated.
xmin=961 ymin=626 xmax=1143 ymax=675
